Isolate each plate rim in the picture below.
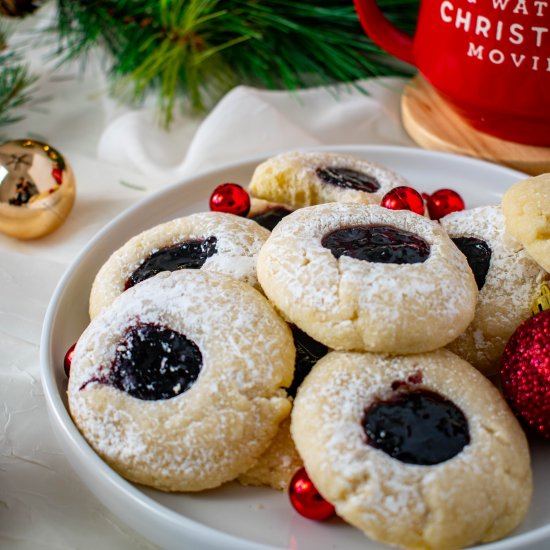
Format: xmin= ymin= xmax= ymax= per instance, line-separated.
xmin=40 ymin=144 xmax=547 ymax=550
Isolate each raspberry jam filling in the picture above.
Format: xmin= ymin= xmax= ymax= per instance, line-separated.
xmin=363 ymin=389 xmax=470 ymax=465
xmin=451 ymin=237 xmax=492 ymax=290
xmin=108 ymin=324 xmax=202 ymax=400
xmin=321 ymin=224 xmax=430 ymax=264
xmin=126 ymin=236 xmax=218 ymax=289
xmin=286 ymin=325 xmax=328 ymax=398
xmin=250 ymin=206 xmax=292 ymax=231
xmin=316 ymin=166 xmax=380 ymax=193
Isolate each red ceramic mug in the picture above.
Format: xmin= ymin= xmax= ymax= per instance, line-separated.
xmin=354 ymin=0 xmax=550 ymax=146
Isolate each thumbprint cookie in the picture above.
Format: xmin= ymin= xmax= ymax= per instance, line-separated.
xmin=291 ymin=349 xmax=532 ymax=550
xmin=89 ymin=212 xmax=270 ymax=318
xmin=257 ymin=203 xmax=477 ymax=353
xmin=69 ymin=270 xmax=294 ymax=492
xmin=249 ymin=151 xmax=408 ymax=209
xmin=441 ymin=205 xmax=545 ymax=375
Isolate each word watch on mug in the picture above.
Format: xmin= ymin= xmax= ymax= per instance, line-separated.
xmin=354 ymin=0 xmax=550 ymax=146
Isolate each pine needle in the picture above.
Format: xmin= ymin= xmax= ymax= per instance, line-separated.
xmin=0 ymin=24 xmax=37 ymax=127
xmin=53 ymin=0 xmax=419 ymax=127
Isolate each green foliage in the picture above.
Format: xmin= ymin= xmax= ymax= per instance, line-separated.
xmin=0 ymin=25 xmax=36 ymax=127
xmin=55 ymin=0 xmax=419 ymax=126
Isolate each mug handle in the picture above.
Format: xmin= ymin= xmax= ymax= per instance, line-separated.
xmin=353 ymin=0 xmax=416 ymax=66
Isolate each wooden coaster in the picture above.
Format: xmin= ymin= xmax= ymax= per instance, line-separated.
xmin=401 ymin=75 xmax=550 ymax=176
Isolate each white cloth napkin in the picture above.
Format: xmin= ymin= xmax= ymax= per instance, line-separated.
xmin=1 ymin=8 xmax=417 ymax=549
xmin=98 ymin=77 xmax=415 ymax=183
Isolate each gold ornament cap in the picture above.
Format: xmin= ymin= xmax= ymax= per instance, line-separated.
xmin=531 ymin=283 xmax=550 ymax=316
xmin=0 ymin=139 xmax=76 ymax=239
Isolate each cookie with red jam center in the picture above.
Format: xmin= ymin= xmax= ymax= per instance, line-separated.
xmin=69 ymin=270 xmax=294 ymax=492
xmin=291 ymin=349 xmax=532 ymax=550
xmin=257 ymin=203 xmax=478 ymax=354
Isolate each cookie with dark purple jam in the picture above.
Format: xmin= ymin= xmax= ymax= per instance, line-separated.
xmin=89 ymin=212 xmax=270 ymax=319
xmin=315 ymin=166 xmax=380 ymax=193
xmin=322 ymin=224 xmax=430 ymax=265
xmin=249 ymin=151 xmax=408 ymax=209
xmin=450 ymin=236 xmax=491 ymax=290
xmin=70 ymin=270 xmax=295 ymax=492
xmin=109 ymin=324 xmax=202 ymax=400
xmin=125 ymin=237 xmax=217 ymax=289
xmin=363 ymin=389 xmax=469 ymax=465
xmin=258 ymin=202 xmax=477 ymax=354
xmin=442 ymin=205 xmax=543 ymax=376
xmin=291 ymin=349 xmax=532 ymax=550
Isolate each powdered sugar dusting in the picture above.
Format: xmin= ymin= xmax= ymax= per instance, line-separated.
xmin=291 ymin=349 xmax=532 ymax=549
xmin=69 ymin=270 xmax=294 ymax=491
xmin=442 ymin=205 xmax=547 ymax=374
xmin=89 ymin=211 xmax=270 ymax=318
xmin=258 ymin=203 xmax=477 ymax=353
xmin=249 ymin=151 xmax=409 ymax=207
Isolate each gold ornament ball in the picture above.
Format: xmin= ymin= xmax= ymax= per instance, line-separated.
xmin=0 ymin=139 xmax=76 ymax=239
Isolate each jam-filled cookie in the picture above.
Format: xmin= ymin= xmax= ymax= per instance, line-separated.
xmin=502 ymin=173 xmax=550 ymax=272
xmin=292 ymin=349 xmax=532 ymax=550
xmin=249 ymin=151 xmax=408 ymax=209
xmin=69 ymin=270 xmax=294 ymax=492
xmin=238 ymin=326 xmax=328 ymax=490
xmin=441 ymin=205 xmax=545 ymax=376
xmin=257 ymin=203 xmax=477 ymax=353
xmin=89 ymin=212 xmax=270 ymax=318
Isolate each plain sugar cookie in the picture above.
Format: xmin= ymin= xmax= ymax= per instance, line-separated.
xmin=291 ymin=349 xmax=532 ymax=550
xmin=89 ymin=211 xmax=270 ymax=318
xmin=257 ymin=203 xmax=478 ymax=353
xmin=249 ymin=151 xmax=408 ymax=209
xmin=502 ymin=173 xmax=550 ymax=272
xmin=69 ymin=270 xmax=294 ymax=492
xmin=441 ymin=205 xmax=546 ymax=376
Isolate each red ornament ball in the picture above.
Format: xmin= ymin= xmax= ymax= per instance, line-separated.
xmin=288 ymin=467 xmax=335 ymax=521
xmin=380 ymin=186 xmax=425 ymax=216
xmin=423 ymin=188 xmax=465 ymax=221
xmin=209 ymin=183 xmax=250 ymax=217
xmin=64 ymin=343 xmax=76 ymax=378
xmin=501 ymin=309 xmax=550 ymax=439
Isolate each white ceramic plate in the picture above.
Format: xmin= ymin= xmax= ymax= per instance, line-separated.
xmin=41 ymin=146 xmax=550 ymax=550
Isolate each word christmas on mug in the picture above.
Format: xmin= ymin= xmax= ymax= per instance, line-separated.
xmin=441 ymin=0 xmax=549 ymax=71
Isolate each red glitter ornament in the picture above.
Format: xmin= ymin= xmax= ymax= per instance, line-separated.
xmin=288 ymin=467 xmax=335 ymax=521
xmin=64 ymin=343 xmax=76 ymax=378
xmin=501 ymin=309 xmax=550 ymax=439
xmin=209 ymin=183 xmax=250 ymax=217
xmin=423 ymin=189 xmax=465 ymax=221
xmin=380 ymin=186 xmax=425 ymax=216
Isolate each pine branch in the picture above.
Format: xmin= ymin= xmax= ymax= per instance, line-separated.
xmin=0 ymin=24 xmax=37 ymax=127
xmin=53 ymin=0 xmax=419 ymax=126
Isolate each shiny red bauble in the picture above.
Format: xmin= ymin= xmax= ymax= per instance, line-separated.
xmin=424 ymin=189 xmax=465 ymax=221
xmin=288 ymin=467 xmax=335 ymax=521
xmin=209 ymin=183 xmax=250 ymax=217
xmin=501 ymin=310 xmax=550 ymax=439
xmin=64 ymin=343 xmax=76 ymax=378
xmin=380 ymin=186 xmax=425 ymax=216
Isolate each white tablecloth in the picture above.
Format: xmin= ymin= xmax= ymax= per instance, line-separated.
xmin=0 ymin=8 xmax=415 ymax=549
